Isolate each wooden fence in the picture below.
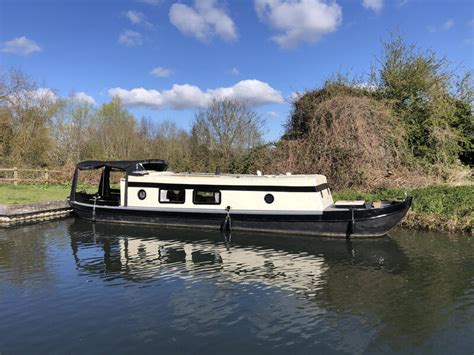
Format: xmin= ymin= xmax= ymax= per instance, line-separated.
xmin=0 ymin=167 xmax=62 ymax=185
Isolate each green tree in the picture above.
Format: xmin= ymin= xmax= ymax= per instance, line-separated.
xmin=379 ymin=34 xmax=473 ymax=166
xmin=88 ymin=98 xmax=141 ymax=160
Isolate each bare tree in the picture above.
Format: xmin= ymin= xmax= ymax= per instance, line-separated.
xmin=0 ymin=69 xmax=60 ymax=167
xmin=151 ymin=120 xmax=192 ymax=171
xmin=191 ymin=97 xmax=265 ymax=172
xmin=52 ymin=94 xmax=96 ymax=165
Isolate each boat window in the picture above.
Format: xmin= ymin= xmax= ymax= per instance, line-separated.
xmin=193 ymin=190 xmax=221 ymax=205
xmin=73 ymin=168 xmax=102 ymax=205
xmin=264 ymin=194 xmax=274 ymax=204
xmin=159 ymin=189 xmax=186 ymax=204
xmin=138 ymin=189 xmax=147 ymax=200
xmin=109 ymin=170 xmax=125 ymax=193
xmin=76 ymin=169 xmax=102 ymax=195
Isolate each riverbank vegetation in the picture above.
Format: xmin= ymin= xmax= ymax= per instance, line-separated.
xmin=334 ymin=185 xmax=473 ymax=234
xmin=0 ymin=35 xmax=472 ymax=232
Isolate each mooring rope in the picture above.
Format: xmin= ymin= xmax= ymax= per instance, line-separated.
xmin=221 ymin=206 xmax=232 ymax=233
xmin=350 ymin=206 xmax=355 ymax=234
xmin=92 ymin=196 xmax=97 ymax=223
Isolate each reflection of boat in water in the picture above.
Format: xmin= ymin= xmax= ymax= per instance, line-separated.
xmin=69 ymin=160 xmax=412 ymax=238
xmin=69 ymin=220 xmax=409 ymax=291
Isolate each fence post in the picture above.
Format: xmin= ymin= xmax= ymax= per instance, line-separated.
xmin=44 ymin=168 xmax=49 ymax=183
xmin=13 ymin=167 xmax=18 ymax=186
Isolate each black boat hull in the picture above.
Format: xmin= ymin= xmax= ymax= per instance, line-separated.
xmin=69 ymin=197 xmax=412 ymax=238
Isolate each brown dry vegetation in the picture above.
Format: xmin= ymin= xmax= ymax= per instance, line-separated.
xmin=276 ymin=92 xmax=415 ymax=189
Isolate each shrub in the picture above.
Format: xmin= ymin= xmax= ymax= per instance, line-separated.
xmin=278 ymin=87 xmax=414 ymax=189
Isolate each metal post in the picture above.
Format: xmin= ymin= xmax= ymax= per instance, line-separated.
xmin=124 ymin=173 xmax=129 ymax=207
xmin=13 ymin=167 xmax=18 ymax=186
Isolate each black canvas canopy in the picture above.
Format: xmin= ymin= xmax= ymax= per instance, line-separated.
xmin=76 ymin=159 xmax=168 ymax=173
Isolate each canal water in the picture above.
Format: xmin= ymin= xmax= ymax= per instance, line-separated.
xmin=1 ymin=219 xmax=473 ymax=354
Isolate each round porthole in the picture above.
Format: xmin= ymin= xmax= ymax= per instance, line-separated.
xmin=264 ymin=194 xmax=274 ymax=204
xmin=138 ymin=189 xmax=147 ymax=200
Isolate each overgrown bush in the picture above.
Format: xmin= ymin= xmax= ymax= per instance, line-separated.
xmin=281 ymin=35 xmax=473 ymax=189
xmin=278 ymin=86 xmax=416 ymax=189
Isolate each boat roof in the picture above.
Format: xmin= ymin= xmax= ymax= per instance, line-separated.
xmin=76 ymin=159 xmax=168 ymax=173
xmin=129 ymin=171 xmax=329 ymax=186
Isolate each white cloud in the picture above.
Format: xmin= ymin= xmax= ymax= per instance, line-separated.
xmin=353 ymin=82 xmax=378 ymax=91
xmin=7 ymin=88 xmax=57 ymax=106
xmin=362 ymin=0 xmax=383 ymax=13
xmin=126 ymin=10 xmax=144 ymax=24
xmin=464 ymin=38 xmax=474 ymax=45
xmin=169 ymin=0 xmax=238 ymax=43
xmin=469 ymin=18 xmax=474 ymax=29
xmin=150 ymin=67 xmax=173 ymax=77
xmin=230 ymin=67 xmax=240 ymax=76
xmin=255 ymin=0 xmax=342 ymax=48
xmin=72 ymin=92 xmax=96 ymax=105
xmin=137 ymin=0 xmax=162 ymax=5
xmin=108 ymin=79 xmax=283 ymax=110
xmin=288 ymin=91 xmax=303 ymax=101
xmin=118 ymin=30 xmax=143 ymax=47
xmin=266 ymin=111 xmax=279 ymax=118
xmin=10 ymin=89 xmax=96 ymax=106
xmin=1 ymin=36 xmax=41 ymax=55
xmin=126 ymin=10 xmax=154 ymax=29
xmin=443 ymin=18 xmax=454 ymax=30
xmin=32 ymin=88 xmax=57 ymax=102
xmin=427 ymin=19 xmax=456 ymax=33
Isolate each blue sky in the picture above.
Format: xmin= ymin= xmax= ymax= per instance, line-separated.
xmin=1 ymin=0 xmax=473 ymax=140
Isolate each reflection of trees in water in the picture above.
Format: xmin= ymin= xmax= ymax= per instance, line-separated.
xmin=68 ymin=220 xmax=474 ymax=347
xmin=0 ymin=220 xmax=72 ymax=285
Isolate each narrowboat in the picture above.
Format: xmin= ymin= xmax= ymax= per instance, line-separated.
xmin=69 ymin=160 xmax=412 ymax=238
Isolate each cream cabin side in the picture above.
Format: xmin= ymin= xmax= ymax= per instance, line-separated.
xmin=120 ymin=173 xmax=334 ymax=213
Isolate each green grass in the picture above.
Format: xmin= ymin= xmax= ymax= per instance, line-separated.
xmin=0 ymin=184 xmax=71 ymax=205
xmin=334 ymin=185 xmax=474 ymax=234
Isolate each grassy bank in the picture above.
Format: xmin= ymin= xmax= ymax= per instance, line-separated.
xmin=333 ymin=185 xmax=473 ymax=235
xmin=0 ymin=184 xmax=71 ymax=205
